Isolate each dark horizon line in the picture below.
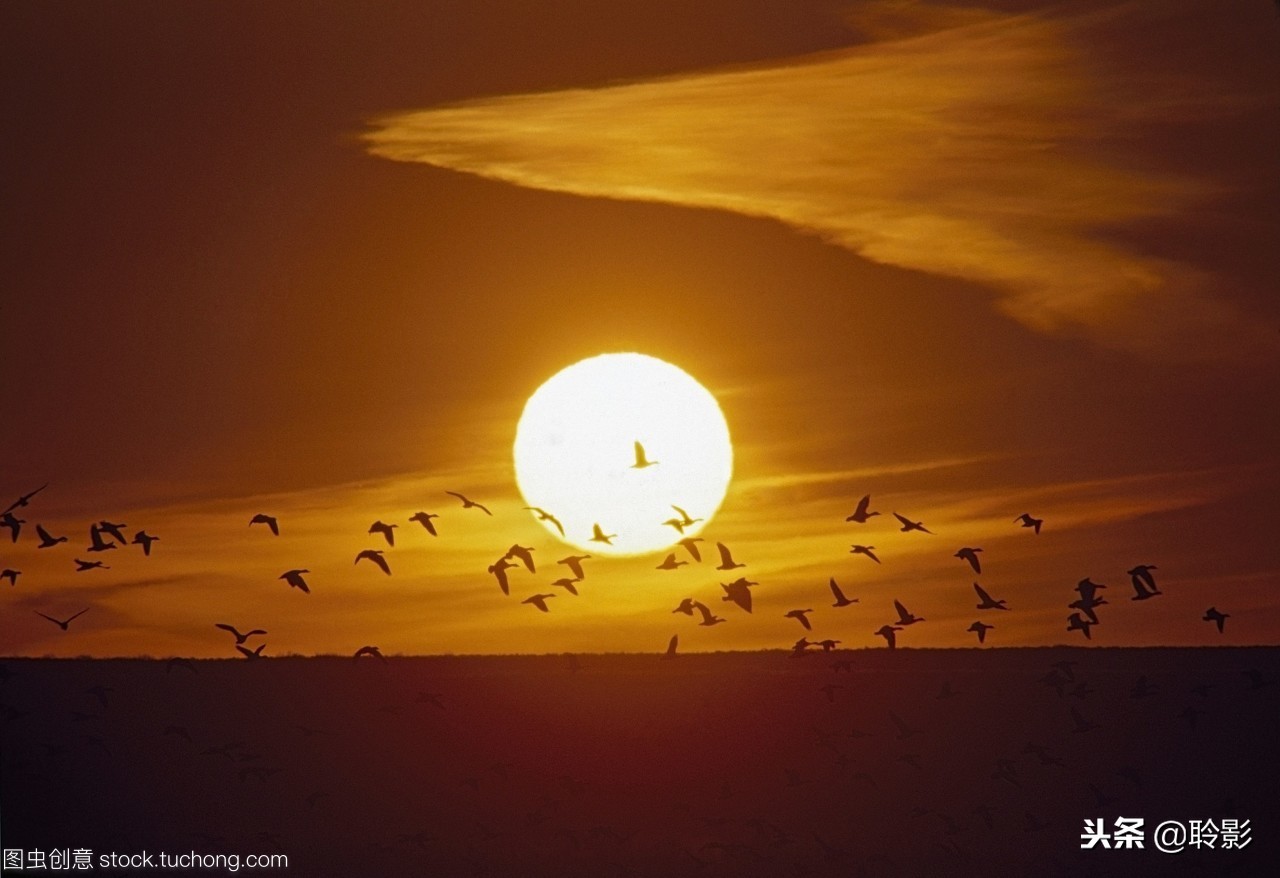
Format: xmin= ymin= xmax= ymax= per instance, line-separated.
xmin=3 ymin=644 xmax=1278 ymax=662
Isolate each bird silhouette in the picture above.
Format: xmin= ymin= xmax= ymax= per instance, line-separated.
xmin=889 ymin=710 xmax=920 ymax=739
xmin=353 ymin=645 xmax=386 ymax=662
xmin=408 ymin=511 xmax=440 ymax=535
xmin=1128 ymin=566 xmax=1161 ymax=600
xmin=522 ymin=593 xmax=555 ymax=612
xmin=662 ymin=504 xmax=702 ymax=534
xmin=36 ymin=524 xmax=68 ymax=548
xmin=828 ymin=578 xmax=858 ymax=608
xmin=677 ymin=537 xmax=703 ymax=562
xmin=1203 ymin=607 xmax=1229 ymax=633
xmin=74 ymin=558 xmax=109 ymax=572
xmin=0 ymin=568 xmax=21 ymax=586
xmin=369 ymin=521 xmax=398 ymax=546
xmin=662 ymin=634 xmax=678 ymax=659
xmin=523 ymin=507 xmax=564 ymax=537
xmin=656 ymin=554 xmax=687 ymax=571
xmin=693 ymin=600 xmax=725 ymax=626
xmin=1070 ymin=706 xmax=1098 ymax=733
xmin=505 ymin=544 xmax=536 ymax=573
xmin=446 ymin=491 xmax=492 ymax=515
xmin=893 ymin=513 xmax=933 ymax=534
xmin=557 ymin=554 xmax=591 ymax=580
xmin=845 ymin=494 xmax=880 ymax=524
xmin=1015 ymin=513 xmax=1042 ymax=534
xmin=893 ymin=600 xmax=924 ymax=625
xmin=131 ymin=530 xmax=159 ymax=555
xmin=672 ymin=597 xmax=697 ymax=615
xmin=849 ymin=545 xmax=881 ymax=564
xmin=1 ymin=512 xmax=23 ymax=542
xmin=550 ymin=577 xmax=580 ymax=596
xmin=97 ymin=520 xmax=128 ymax=546
xmin=249 ymin=513 xmax=279 ymax=536
xmin=973 ymin=582 xmax=1008 ymax=610
xmin=35 ymin=608 xmax=90 ymax=631
xmin=488 ymin=558 xmax=515 ymax=595
xmin=1067 ymin=612 xmax=1093 ymax=640
xmin=630 ymin=441 xmax=658 ymax=469
xmin=785 ymin=609 xmax=814 ymax=631
xmin=721 ymin=578 xmax=756 ymax=612
xmin=3 ymin=483 xmax=48 ymax=515
xmin=967 ymin=620 xmax=994 ymax=643
xmin=715 ymin=542 xmax=745 ymax=570
xmin=215 ymin=624 xmax=267 ymax=644
xmin=86 ymin=525 xmax=117 ymax=552
xmin=874 ymin=624 xmax=902 ymax=648
xmin=589 ymin=523 xmax=616 ymax=545
xmin=955 ymin=547 xmax=982 ymax=574
xmin=355 ymin=549 xmax=391 ymax=575
xmin=279 ymin=569 xmax=311 ymax=594
xmin=236 ymin=643 xmax=266 ymax=660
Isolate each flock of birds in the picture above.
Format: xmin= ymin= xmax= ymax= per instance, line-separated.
xmin=0 ymin=445 xmax=1236 ymax=657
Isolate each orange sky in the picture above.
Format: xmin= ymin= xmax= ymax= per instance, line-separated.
xmin=3 ymin=0 xmax=1279 ymax=657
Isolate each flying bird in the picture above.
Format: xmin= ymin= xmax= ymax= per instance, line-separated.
xmin=557 ymin=554 xmax=591 ymax=580
xmin=1 ymin=512 xmax=23 ymax=542
xmin=35 ymin=608 xmax=90 ymax=631
xmin=97 ymin=520 xmax=128 ymax=546
xmin=662 ymin=504 xmax=702 ymax=534
xmin=672 ymin=597 xmax=697 ymax=616
xmin=249 ymin=513 xmax=279 ymax=535
xmin=1067 ymin=612 xmax=1093 ymax=640
xmin=1202 ymin=607 xmax=1229 ymax=633
xmin=408 ymin=511 xmax=440 ymax=535
xmin=874 ymin=624 xmax=902 ymax=648
xmin=3 ymin=483 xmax=48 ymax=515
xmin=692 ymin=600 xmax=725 ymax=626
xmin=279 ymin=569 xmax=311 ymax=594
xmin=1015 ymin=513 xmax=1042 ymax=534
xmin=955 ymin=548 xmax=982 ymax=574
xmin=656 ymin=553 xmax=687 ymax=571
xmin=550 ymin=577 xmax=580 ymax=596
xmin=237 ymin=644 xmax=266 ymax=660
xmin=662 ymin=634 xmax=678 ymax=660
xmin=1 ymin=569 xmax=19 ymax=586
xmin=785 ymin=609 xmax=814 ymax=631
xmin=845 ymin=494 xmax=879 ymax=524
xmin=630 ymin=441 xmax=658 ymax=469
xmin=1128 ymin=565 xmax=1161 ymax=600
xmin=488 ymin=558 xmax=515 ymax=595
xmin=715 ymin=542 xmax=745 ymax=570
xmin=893 ymin=600 xmax=924 ymax=625
xmin=131 ymin=530 xmax=159 ymax=555
xmin=676 ymin=537 xmax=703 ymax=562
xmin=893 ymin=512 xmax=933 ymax=534
xmin=973 ymin=582 xmax=1008 ymax=611
xmin=355 ymin=549 xmax=391 ymax=575
xmin=74 ymin=559 xmax=109 ymax=572
xmin=589 ymin=523 xmax=616 ymax=545
xmin=849 ymin=545 xmax=880 ymax=564
xmin=86 ymin=525 xmax=117 ymax=552
xmin=522 ymin=593 xmax=556 ymax=612
xmin=721 ymin=578 xmax=756 ymax=613
xmin=215 ymin=624 xmax=267 ymax=644
xmin=446 ymin=491 xmax=492 ymax=515
xmin=523 ymin=507 xmax=564 ymax=537
xmin=369 ymin=521 xmax=398 ymax=546
xmin=353 ymin=645 xmax=386 ymax=662
xmin=36 ymin=524 xmax=68 ymax=548
xmin=828 ymin=578 xmax=858 ymax=608
xmin=505 ymin=544 xmax=536 ymax=573
xmin=967 ymin=620 xmax=994 ymax=644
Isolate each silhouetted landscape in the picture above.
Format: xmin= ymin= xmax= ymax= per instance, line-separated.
xmin=4 ymin=648 xmax=1275 ymax=876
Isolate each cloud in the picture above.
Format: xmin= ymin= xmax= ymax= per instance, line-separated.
xmin=365 ymin=2 xmax=1277 ymax=359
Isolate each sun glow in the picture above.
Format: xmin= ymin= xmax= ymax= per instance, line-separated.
xmin=513 ymin=353 xmax=733 ymax=556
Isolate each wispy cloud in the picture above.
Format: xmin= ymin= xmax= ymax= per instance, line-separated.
xmin=366 ymin=2 xmax=1277 ymax=359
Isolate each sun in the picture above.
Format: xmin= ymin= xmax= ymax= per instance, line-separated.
xmin=513 ymin=353 xmax=733 ymax=556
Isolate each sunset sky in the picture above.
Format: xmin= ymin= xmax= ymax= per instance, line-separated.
xmin=3 ymin=0 xmax=1278 ymax=657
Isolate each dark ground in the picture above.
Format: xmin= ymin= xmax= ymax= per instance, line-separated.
xmin=2 ymin=648 xmax=1277 ymax=877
